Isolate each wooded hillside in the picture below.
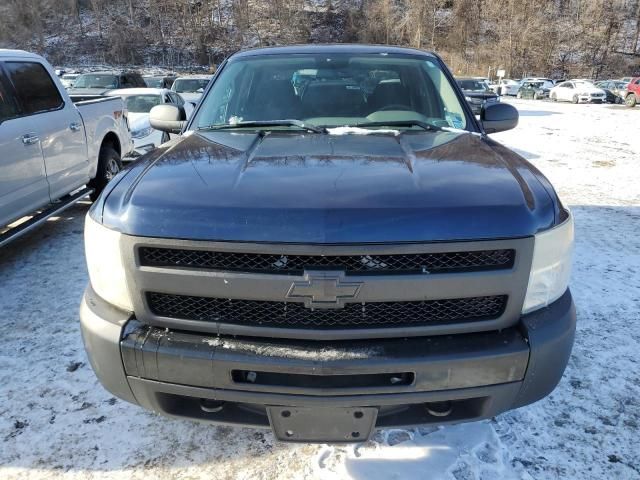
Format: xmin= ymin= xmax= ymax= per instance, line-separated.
xmin=1 ymin=0 xmax=639 ymax=78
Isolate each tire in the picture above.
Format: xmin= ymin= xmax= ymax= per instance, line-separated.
xmin=572 ymin=94 xmax=579 ymax=104
xmin=88 ymin=146 xmax=122 ymax=201
xmin=516 ymin=91 xmax=522 ymax=99
xmin=615 ymin=96 xmax=622 ymax=104
xmin=551 ymin=93 xmax=557 ymax=102
xmin=625 ymin=94 xmax=637 ymax=107
xmin=533 ymin=92 xmax=539 ymax=100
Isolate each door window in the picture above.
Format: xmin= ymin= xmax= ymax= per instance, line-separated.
xmin=0 ymin=70 xmax=20 ymax=122
xmin=4 ymin=62 xmax=63 ymax=115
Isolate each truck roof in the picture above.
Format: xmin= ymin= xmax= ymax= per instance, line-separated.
xmin=0 ymin=49 xmax=44 ymax=60
xmin=231 ymin=44 xmax=436 ymax=59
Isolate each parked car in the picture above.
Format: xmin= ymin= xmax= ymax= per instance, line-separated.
xmin=594 ymin=80 xmax=628 ymax=104
xmin=456 ymin=77 xmax=499 ymax=114
xmin=517 ymin=80 xmax=553 ymax=100
xmin=143 ymin=75 xmax=176 ymax=89
xmin=0 ymin=49 xmax=132 ymax=246
xmin=60 ymin=73 xmax=80 ymax=89
xmin=107 ymin=88 xmax=194 ymax=159
xmin=619 ymin=77 xmax=633 ymax=83
xmin=624 ymin=77 xmax=640 ymax=107
xmin=81 ymin=44 xmax=575 ymax=444
xmin=69 ymin=70 xmax=146 ymax=96
xmin=171 ymin=75 xmax=212 ymax=103
xmin=549 ymin=80 xmax=606 ymax=103
xmin=489 ymin=79 xmax=520 ymax=96
xmin=520 ymin=77 xmax=554 ymax=86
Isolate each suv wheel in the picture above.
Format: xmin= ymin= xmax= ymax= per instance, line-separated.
xmin=88 ymin=146 xmax=122 ymax=201
xmin=572 ymin=94 xmax=579 ymax=104
xmin=626 ymin=94 xmax=637 ymax=107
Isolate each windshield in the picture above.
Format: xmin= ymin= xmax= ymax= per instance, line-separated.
xmin=193 ymin=54 xmax=468 ymax=130
xmin=173 ymin=78 xmax=209 ymax=93
xmin=73 ymin=74 xmax=117 ymax=89
xmin=144 ymin=77 xmax=163 ymax=88
xmin=121 ymin=94 xmax=162 ymax=113
xmin=457 ymin=80 xmax=488 ymax=92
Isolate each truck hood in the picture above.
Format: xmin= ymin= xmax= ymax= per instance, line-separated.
xmin=100 ymin=130 xmax=557 ymax=243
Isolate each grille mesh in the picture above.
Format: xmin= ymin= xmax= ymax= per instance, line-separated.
xmin=146 ymin=293 xmax=507 ymax=330
xmin=139 ymin=247 xmax=515 ymax=275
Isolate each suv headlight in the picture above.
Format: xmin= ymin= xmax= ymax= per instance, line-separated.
xmin=522 ymin=210 xmax=574 ymax=314
xmin=84 ymin=214 xmax=134 ymax=312
xmin=131 ymin=126 xmax=154 ymax=139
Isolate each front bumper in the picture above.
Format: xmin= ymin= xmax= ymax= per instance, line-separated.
xmin=80 ymin=286 xmax=576 ymax=441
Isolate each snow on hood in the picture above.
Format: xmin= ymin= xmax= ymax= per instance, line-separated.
xmin=327 ymin=126 xmax=400 ymax=136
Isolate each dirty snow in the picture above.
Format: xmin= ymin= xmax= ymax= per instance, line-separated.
xmin=202 ymin=337 xmax=383 ymax=360
xmin=1 ymin=98 xmax=639 ymax=479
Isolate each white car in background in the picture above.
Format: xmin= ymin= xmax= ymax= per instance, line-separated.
xmin=107 ymin=88 xmax=194 ymax=159
xmin=550 ymin=80 xmax=606 ymax=104
xmin=490 ymin=79 xmax=520 ymax=96
xmin=60 ymin=73 xmax=80 ymax=89
xmin=171 ymin=75 xmax=212 ymax=103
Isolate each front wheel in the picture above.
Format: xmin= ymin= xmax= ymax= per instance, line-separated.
xmin=88 ymin=146 xmax=122 ymax=201
xmin=516 ymin=91 xmax=522 ymax=99
xmin=572 ymin=94 xmax=579 ymax=104
xmin=626 ymin=94 xmax=637 ymax=107
xmin=551 ymin=93 xmax=557 ymax=102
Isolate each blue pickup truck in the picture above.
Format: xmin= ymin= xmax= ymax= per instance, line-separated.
xmin=81 ymin=45 xmax=575 ymax=443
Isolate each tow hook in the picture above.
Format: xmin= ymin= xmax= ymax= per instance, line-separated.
xmin=200 ymin=399 xmax=225 ymax=413
xmin=424 ymin=401 xmax=453 ymax=417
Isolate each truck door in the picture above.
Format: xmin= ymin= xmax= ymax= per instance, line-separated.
xmin=0 ymin=65 xmax=49 ymax=227
xmin=3 ymin=61 xmax=88 ymax=202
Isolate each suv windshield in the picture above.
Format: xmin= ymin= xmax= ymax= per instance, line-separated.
xmin=173 ymin=78 xmax=209 ymax=93
xmin=73 ymin=74 xmax=118 ymax=89
xmin=457 ymin=79 xmax=488 ymax=92
xmin=122 ymin=94 xmax=162 ymax=113
xmin=193 ymin=53 xmax=467 ymax=130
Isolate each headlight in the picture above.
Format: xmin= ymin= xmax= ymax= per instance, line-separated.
xmin=131 ymin=126 xmax=154 ymax=139
xmin=522 ymin=211 xmax=574 ymax=314
xmin=84 ymin=214 xmax=134 ymax=312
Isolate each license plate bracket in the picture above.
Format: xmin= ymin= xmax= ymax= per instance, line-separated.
xmin=267 ymin=406 xmax=377 ymax=443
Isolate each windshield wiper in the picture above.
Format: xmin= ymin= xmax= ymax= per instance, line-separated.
xmin=198 ymin=120 xmax=326 ymax=134
xmin=352 ymin=120 xmax=444 ymax=132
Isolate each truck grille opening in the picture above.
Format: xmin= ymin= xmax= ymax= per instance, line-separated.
xmin=146 ymin=293 xmax=508 ymax=330
xmin=139 ymin=248 xmax=515 ymax=275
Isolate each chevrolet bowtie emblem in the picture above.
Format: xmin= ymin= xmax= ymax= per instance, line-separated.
xmin=287 ymin=271 xmax=362 ymax=309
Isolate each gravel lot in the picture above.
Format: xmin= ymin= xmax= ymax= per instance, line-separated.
xmin=1 ymin=99 xmax=639 ymax=479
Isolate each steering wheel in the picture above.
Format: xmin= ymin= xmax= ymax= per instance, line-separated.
xmin=379 ymin=104 xmax=413 ymax=111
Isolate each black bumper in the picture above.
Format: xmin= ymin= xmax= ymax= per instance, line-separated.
xmin=80 ymin=287 xmax=575 ymax=440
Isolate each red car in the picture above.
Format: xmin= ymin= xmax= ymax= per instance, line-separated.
xmin=625 ymin=77 xmax=640 ymax=107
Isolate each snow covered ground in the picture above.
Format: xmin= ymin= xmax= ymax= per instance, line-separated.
xmin=1 ymin=98 xmax=639 ymax=479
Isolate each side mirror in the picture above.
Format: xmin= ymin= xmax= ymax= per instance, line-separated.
xmin=149 ymin=104 xmax=187 ymax=134
xmin=480 ymin=102 xmax=518 ymax=134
